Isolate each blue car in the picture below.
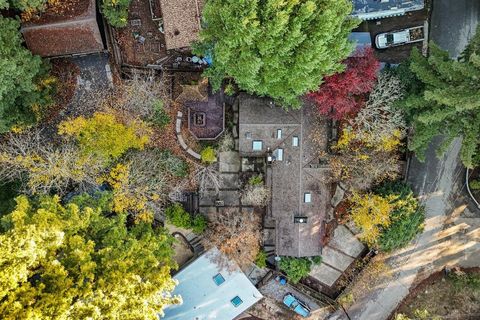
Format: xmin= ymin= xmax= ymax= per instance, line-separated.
xmin=283 ymin=293 xmax=311 ymax=317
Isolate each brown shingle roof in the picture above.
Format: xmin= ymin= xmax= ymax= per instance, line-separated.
xmin=238 ymin=94 xmax=330 ymax=257
xmin=159 ymin=0 xmax=203 ymax=50
xmin=21 ymin=0 xmax=103 ymax=57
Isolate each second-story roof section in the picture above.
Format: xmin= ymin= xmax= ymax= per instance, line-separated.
xmin=159 ymin=0 xmax=204 ymax=50
xmin=351 ymin=0 xmax=424 ymax=20
xmin=162 ymin=247 xmax=263 ymax=320
xmin=238 ymin=94 xmax=329 ymax=257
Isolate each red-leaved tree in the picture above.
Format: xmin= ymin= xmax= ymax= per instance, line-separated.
xmin=308 ymin=47 xmax=380 ymax=120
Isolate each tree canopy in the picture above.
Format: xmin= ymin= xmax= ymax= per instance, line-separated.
xmin=398 ymin=26 xmax=480 ymax=168
xmin=195 ymin=0 xmax=358 ymax=108
xmin=309 ymin=48 xmax=380 ymax=119
xmin=0 ymin=194 xmax=178 ymax=319
xmin=58 ymin=112 xmax=151 ymax=161
xmin=0 ymin=17 xmax=53 ymax=133
xmin=349 ymin=181 xmax=424 ymax=250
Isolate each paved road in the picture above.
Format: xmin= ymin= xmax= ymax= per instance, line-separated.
xmin=329 ymin=1 xmax=480 ymax=319
xmin=430 ymin=0 xmax=480 ymax=58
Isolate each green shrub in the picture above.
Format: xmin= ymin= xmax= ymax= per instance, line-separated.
xmin=160 ymin=151 xmax=188 ymax=178
xmin=469 ymin=179 xmax=480 ymax=190
xmin=311 ymin=256 xmax=322 ymax=265
xmin=70 ymin=191 xmax=114 ymax=213
xmin=165 ymin=203 xmax=191 ymax=229
xmin=224 ymin=83 xmax=235 ymax=96
xmin=248 ymin=174 xmax=263 ymax=186
xmin=255 ymin=250 xmax=267 ymax=268
xmin=378 ymin=207 xmax=425 ymax=252
xmin=101 ymin=0 xmax=132 ymax=28
xmin=279 ymin=257 xmax=315 ymax=283
xmin=150 ymin=100 xmax=170 ymax=128
xmin=373 ymin=180 xmax=426 ymax=252
xmin=165 ymin=203 xmax=207 ymax=234
xmin=200 ymin=146 xmax=216 ymax=164
xmin=191 ymin=215 xmax=207 ymax=234
xmin=374 ymin=180 xmax=413 ymax=200
xmin=448 ymin=271 xmax=480 ymax=292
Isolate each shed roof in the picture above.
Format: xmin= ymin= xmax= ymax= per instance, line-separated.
xmin=21 ymin=0 xmax=104 ymax=57
xmin=238 ymin=94 xmax=329 ymax=257
xmin=162 ymin=247 xmax=263 ymax=320
xmin=159 ymin=0 xmax=204 ymax=50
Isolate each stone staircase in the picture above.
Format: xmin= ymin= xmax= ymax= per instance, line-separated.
xmin=185 ymin=233 xmax=205 ymax=255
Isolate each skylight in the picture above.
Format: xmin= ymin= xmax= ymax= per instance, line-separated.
xmin=292 ymin=136 xmax=299 ymax=147
xmin=276 ymin=148 xmax=284 ymax=161
xmin=213 ymin=273 xmax=225 ymax=286
xmin=252 ymin=140 xmax=263 ymax=151
xmin=231 ymin=296 xmax=243 ymax=307
xmin=304 ymin=192 xmax=311 ymax=203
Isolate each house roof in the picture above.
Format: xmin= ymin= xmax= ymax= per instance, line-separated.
xmin=351 ymin=0 xmax=424 ymax=20
xmin=159 ymin=0 xmax=204 ymax=50
xmin=238 ymin=94 xmax=329 ymax=257
xmin=162 ymin=247 xmax=263 ymax=320
xmin=21 ymin=0 xmax=104 ymax=57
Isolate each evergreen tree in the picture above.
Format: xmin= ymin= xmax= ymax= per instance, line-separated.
xmin=399 ymin=27 xmax=480 ymax=168
xmin=195 ymin=0 xmax=358 ymax=108
xmin=0 ymin=17 xmax=53 ymax=133
xmin=0 ymin=195 xmax=178 ymax=319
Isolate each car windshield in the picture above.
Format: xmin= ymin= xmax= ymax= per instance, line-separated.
xmin=386 ymin=34 xmax=394 ymax=44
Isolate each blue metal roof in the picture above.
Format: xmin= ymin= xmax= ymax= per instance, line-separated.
xmin=162 ymin=248 xmax=263 ymax=320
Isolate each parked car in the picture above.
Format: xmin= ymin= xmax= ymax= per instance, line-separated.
xmin=375 ymin=26 xmax=424 ymax=49
xmin=283 ymin=293 xmax=311 ymax=317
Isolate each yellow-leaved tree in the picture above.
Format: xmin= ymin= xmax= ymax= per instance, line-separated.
xmin=350 ymin=192 xmax=393 ymax=246
xmin=58 ymin=112 xmax=151 ymax=161
xmin=0 ymin=194 xmax=179 ymax=319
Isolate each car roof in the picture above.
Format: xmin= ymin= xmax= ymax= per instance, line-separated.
xmin=294 ymin=304 xmax=310 ymax=317
xmin=283 ymin=293 xmax=296 ymax=306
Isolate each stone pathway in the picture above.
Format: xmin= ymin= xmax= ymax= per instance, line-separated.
xmin=175 ymin=111 xmax=201 ymax=160
xmin=198 ymin=151 xmax=244 ymax=215
xmin=309 ymin=225 xmax=365 ymax=287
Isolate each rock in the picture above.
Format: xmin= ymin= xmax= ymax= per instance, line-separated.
xmin=331 ymin=184 xmax=345 ymax=208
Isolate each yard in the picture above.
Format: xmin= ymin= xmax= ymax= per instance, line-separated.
xmin=393 ymin=269 xmax=480 ymax=319
xmin=114 ymin=0 xmax=168 ymax=66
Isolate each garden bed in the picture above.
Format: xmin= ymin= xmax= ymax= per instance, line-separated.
xmin=114 ymin=0 xmax=168 ymax=66
xmin=391 ymin=268 xmax=480 ymax=319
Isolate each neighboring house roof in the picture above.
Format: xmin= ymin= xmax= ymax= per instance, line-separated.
xmin=351 ymin=0 xmax=424 ymax=20
xmin=162 ymin=247 xmax=263 ymax=320
xmin=238 ymin=94 xmax=329 ymax=257
xmin=159 ymin=0 xmax=204 ymax=50
xmin=21 ymin=0 xmax=103 ymax=57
